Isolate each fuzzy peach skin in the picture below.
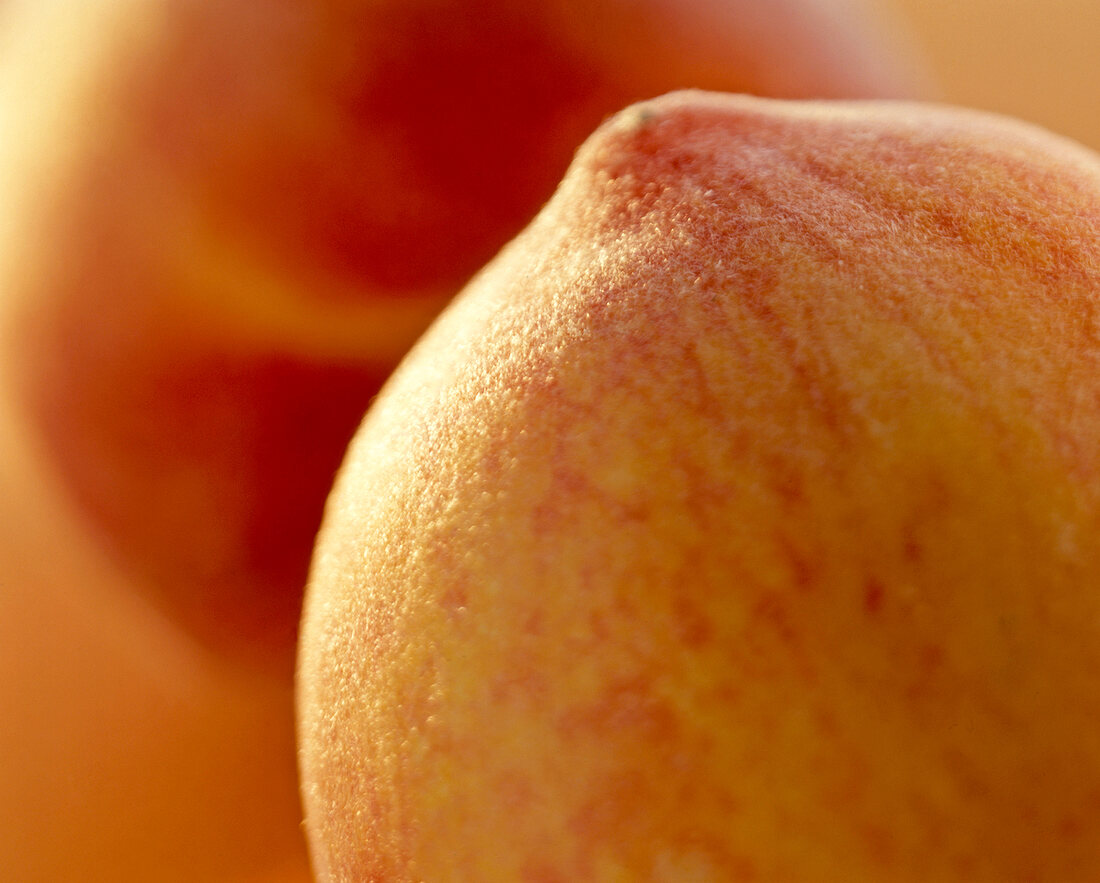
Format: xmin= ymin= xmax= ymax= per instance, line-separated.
xmin=298 ymin=91 xmax=1100 ymax=881
xmin=0 ymin=0 xmax=923 ymax=669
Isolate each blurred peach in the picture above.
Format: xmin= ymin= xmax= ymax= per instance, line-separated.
xmin=0 ymin=0 xmax=923 ymax=670
xmin=0 ymin=376 xmax=310 ymax=881
xmin=0 ymin=1 xmax=923 ymax=879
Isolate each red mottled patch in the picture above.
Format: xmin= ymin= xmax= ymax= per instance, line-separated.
xmin=862 ymin=577 xmax=885 ymax=615
xmin=438 ymin=582 xmax=469 ymax=617
xmin=752 ymin=592 xmax=799 ymax=647
xmin=861 ymin=822 xmax=897 ymax=867
xmin=559 ymin=675 xmax=680 ymax=743
xmin=521 ymin=860 xmax=569 ymax=883
xmin=673 ymin=595 xmax=715 ymax=648
xmin=777 ymin=532 xmax=818 ymax=593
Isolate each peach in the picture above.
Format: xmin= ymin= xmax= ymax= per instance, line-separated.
xmin=0 ymin=0 xmax=922 ymax=668
xmin=0 ymin=381 xmax=310 ymax=881
xmin=298 ymin=92 xmax=1100 ymax=880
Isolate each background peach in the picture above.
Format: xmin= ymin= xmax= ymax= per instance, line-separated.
xmin=0 ymin=389 xmax=311 ymax=881
xmin=0 ymin=0 xmax=922 ymax=671
xmin=0 ymin=1 xmax=921 ymax=881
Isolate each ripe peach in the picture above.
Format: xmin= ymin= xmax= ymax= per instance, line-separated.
xmin=298 ymin=92 xmax=1100 ymax=880
xmin=0 ymin=384 xmax=310 ymax=881
xmin=0 ymin=0 xmax=922 ymax=668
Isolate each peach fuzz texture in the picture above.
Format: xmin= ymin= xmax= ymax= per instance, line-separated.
xmin=298 ymin=92 xmax=1100 ymax=881
xmin=0 ymin=0 xmax=922 ymax=671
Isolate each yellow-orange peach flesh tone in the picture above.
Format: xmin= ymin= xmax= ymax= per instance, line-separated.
xmin=298 ymin=91 xmax=1100 ymax=881
xmin=0 ymin=0 xmax=921 ymax=669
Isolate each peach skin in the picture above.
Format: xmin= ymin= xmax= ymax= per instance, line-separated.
xmin=298 ymin=92 xmax=1100 ymax=881
xmin=0 ymin=0 xmax=923 ymax=670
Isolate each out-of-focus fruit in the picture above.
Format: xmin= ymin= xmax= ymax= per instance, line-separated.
xmin=0 ymin=380 xmax=311 ymax=882
xmin=0 ymin=0 xmax=922 ymax=668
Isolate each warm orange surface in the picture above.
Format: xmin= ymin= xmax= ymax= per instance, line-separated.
xmin=299 ymin=92 xmax=1100 ymax=880
xmin=0 ymin=391 xmax=311 ymax=881
xmin=886 ymin=0 xmax=1100 ymax=151
xmin=6 ymin=0 xmax=1095 ymax=880
xmin=0 ymin=2 xmax=923 ymax=881
xmin=0 ymin=0 xmax=922 ymax=672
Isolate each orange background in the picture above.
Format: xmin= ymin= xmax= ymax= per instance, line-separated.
xmin=887 ymin=0 xmax=1100 ymax=151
